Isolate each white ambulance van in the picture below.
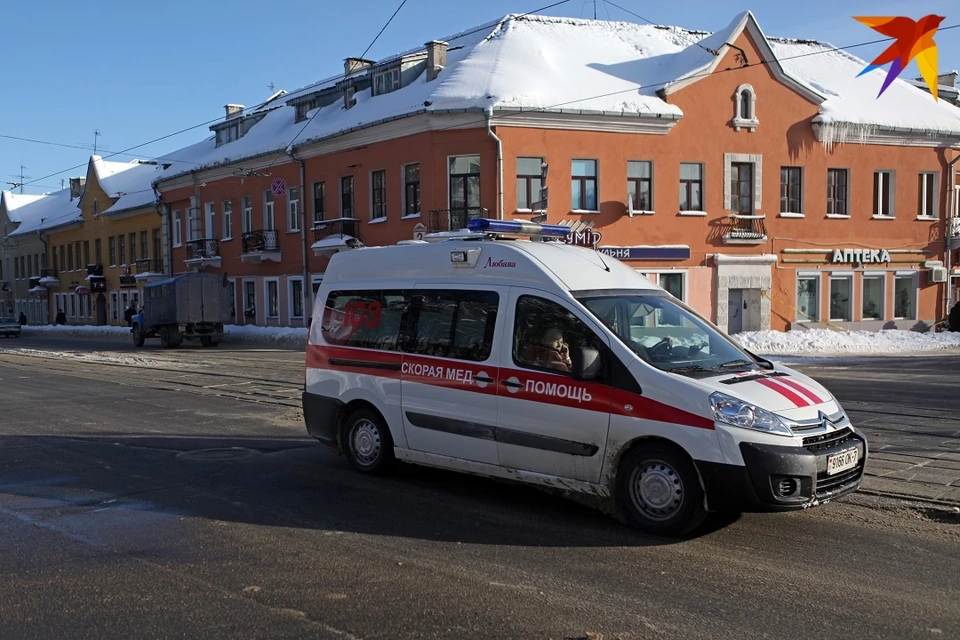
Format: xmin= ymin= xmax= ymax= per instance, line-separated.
xmin=303 ymin=219 xmax=866 ymax=535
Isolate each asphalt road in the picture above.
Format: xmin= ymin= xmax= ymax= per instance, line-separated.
xmin=0 ymin=336 xmax=958 ymax=639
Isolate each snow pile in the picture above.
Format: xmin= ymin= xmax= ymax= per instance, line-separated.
xmin=21 ymin=323 xmax=308 ymax=347
xmin=734 ymin=329 xmax=960 ymax=356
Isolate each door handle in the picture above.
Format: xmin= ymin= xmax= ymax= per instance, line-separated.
xmin=475 ymin=375 xmax=494 ymax=384
xmin=501 ymin=379 xmax=522 ymax=389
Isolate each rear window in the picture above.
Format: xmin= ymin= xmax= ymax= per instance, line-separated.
xmin=321 ymin=289 xmax=499 ymax=362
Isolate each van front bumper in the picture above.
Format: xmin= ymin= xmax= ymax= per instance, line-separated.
xmin=698 ymin=427 xmax=867 ymax=512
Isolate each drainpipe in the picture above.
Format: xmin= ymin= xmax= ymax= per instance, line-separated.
xmin=37 ymin=229 xmax=49 ymax=324
xmin=288 ymin=149 xmax=311 ymax=328
xmin=946 ymin=155 xmax=959 ymax=311
xmin=485 ymin=107 xmax=504 ymax=220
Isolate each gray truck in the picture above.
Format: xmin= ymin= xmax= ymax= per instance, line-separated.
xmin=131 ymin=273 xmax=232 ymax=348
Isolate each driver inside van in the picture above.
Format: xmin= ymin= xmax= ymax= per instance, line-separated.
xmin=522 ymin=327 xmax=572 ymax=372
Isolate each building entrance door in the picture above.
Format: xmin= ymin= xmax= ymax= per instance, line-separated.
xmin=96 ymin=293 xmax=107 ymax=325
xmin=727 ymin=289 xmax=743 ymax=334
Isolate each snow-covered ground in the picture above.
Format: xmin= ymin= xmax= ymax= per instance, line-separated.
xmin=19 ymin=324 xmax=309 ymax=348
xmin=734 ymin=329 xmax=960 ymax=357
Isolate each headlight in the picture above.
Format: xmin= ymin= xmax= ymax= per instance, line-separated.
xmin=709 ymin=392 xmax=793 ymax=437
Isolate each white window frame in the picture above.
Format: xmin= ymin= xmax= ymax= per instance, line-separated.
xmin=288 ymin=186 xmax=300 ymax=232
xmin=222 ymin=200 xmax=233 ymax=240
xmin=638 ymin=270 xmax=688 ymax=302
xmin=732 ymin=84 xmax=759 ymax=132
xmin=893 ymin=271 xmax=918 ymax=320
xmin=918 ymin=172 xmax=938 ymax=220
xmin=873 ymin=170 xmax=895 ymax=218
xmin=860 ymin=272 xmax=886 ymax=321
xmin=263 ymin=190 xmax=275 ymax=231
xmin=204 ymin=202 xmax=216 ymax=239
xmin=571 ymin=158 xmax=599 ymax=213
xmin=370 ymin=169 xmax=387 ymax=222
xmin=373 ymin=67 xmax=400 ymax=95
xmin=186 ymin=207 xmax=200 ymax=243
xmin=288 ymin=276 xmax=304 ymax=320
xmin=264 ymin=278 xmax=280 ymax=320
xmin=242 ymin=196 xmax=253 ymax=234
xmin=173 ymin=211 xmax=182 ymax=248
xmin=828 ymin=272 xmax=855 ymax=322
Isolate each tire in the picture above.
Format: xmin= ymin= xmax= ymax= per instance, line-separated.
xmin=616 ymin=443 xmax=707 ymax=536
xmin=341 ymin=408 xmax=395 ymax=474
xmin=200 ymin=336 xmax=213 ymax=347
xmin=159 ymin=327 xmax=171 ymax=349
xmin=132 ymin=325 xmax=145 ymax=347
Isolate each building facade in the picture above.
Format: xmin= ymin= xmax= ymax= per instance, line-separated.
xmin=44 ymin=157 xmax=165 ymax=325
xmin=150 ymin=12 xmax=960 ymax=332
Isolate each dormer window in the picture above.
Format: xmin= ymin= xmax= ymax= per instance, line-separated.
xmin=215 ymin=121 xmax=240 ymax=147
xmin=295 ymin=98 xmax=319 ymax=123
xmin=733 ymin=84 xmax=759 ymax=132
xmin=373 ymin=67 xmax=400 ymax=96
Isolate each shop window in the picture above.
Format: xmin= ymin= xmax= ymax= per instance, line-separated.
xmin=894 ymin=274 xmax=916 ymax=319
xmin=829 ymin=275 xmax=852 ymax=322
xmin=862 ymin=275 xmax=884 ymax=320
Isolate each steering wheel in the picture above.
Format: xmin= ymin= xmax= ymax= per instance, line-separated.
xmin=648 ymin=337 xmax=673 ymax=357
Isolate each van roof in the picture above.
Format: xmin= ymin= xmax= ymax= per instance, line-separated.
xmin=322 ymin=239 xmax=664 ymax=293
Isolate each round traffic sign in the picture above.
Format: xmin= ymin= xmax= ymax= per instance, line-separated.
xmin=271 ymin=178 xmax=287 ymax=197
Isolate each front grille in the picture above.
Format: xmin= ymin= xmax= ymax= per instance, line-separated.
xmin=789 ymin=409 xmax=847 ymax=432
xmin=802 ymin=427 xmax=853 ymax=452
xmin=815 ymin=465 xmax=862 ymax=498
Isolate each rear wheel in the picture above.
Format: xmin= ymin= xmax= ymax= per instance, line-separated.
xmin=341 ymin=408 xmax=395 ymax=474
xmin=616 ymin=443 xmax=706 ymax=536
xmin=200 ymin=336 xmax=214 ymax=347
xmin=159 ymin=327 xmax=170 ymax=348
xmin=132 ymin=325 xmax=145 ymax=347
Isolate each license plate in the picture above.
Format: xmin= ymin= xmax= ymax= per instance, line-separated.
xmin=827 ymin=448 xmax=859 ymax=475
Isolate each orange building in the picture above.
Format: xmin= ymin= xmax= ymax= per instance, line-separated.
xmin=154 ymin=12 xmax=960 ymax=332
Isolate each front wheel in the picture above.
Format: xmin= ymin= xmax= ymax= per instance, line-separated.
xmin=616 ymin=443 xmax=706 ymax=536
xmin=132 ymin=325 xmax=145 ymax=347
xmin=341 ymin=408 xmax=395 ymax=474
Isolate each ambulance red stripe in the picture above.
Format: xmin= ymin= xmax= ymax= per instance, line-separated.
xmin=756 ymin=377 xmax=810 ymax=407
xmin=774 ymin=376 xmax=824 ymax=405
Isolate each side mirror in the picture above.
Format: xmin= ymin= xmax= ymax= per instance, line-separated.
xmin=571 ymin=346 xmax=602 ymax=381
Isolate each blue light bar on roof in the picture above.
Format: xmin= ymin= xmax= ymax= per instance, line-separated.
xmin=466 ymin=218 xmax=571 ymax=238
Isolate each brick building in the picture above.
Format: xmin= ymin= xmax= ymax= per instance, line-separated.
xmin=151 ymin=11 xmax=960 ymax=332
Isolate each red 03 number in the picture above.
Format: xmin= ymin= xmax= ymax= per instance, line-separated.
xmin=343 ymin=299 xmax=381 ymax=328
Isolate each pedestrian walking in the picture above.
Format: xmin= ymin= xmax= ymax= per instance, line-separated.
xmin=949 ymin=300 xmax=960 ymax=332
xmin=18 ymin=311 xmax=26 ymax=326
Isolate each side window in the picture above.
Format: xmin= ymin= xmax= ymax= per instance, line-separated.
xmin=407 ymin=290 xmax=498 ymax=361
xmin=322 ymin=290 xmax=407 ymax=351
xmin=513 ymin=296 xmax=602 ymax=375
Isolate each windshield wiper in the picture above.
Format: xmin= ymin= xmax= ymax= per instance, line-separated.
xmin=717 ymin=359 xmax=755 ymax=369
xmin=668 ymin=365 xmax=716 ymax=374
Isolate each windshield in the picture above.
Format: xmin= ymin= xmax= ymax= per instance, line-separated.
xmin=575 ymin=291 xmax=759 ymax=376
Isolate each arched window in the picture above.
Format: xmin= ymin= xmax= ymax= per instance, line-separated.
xmin=733 ymin=84 xmax=758 ymax=132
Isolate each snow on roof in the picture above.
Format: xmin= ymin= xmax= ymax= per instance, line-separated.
xmin=1 ymin=191 xmax=45 ymax=223
xmin=7 ymin=187 xmax=81 ymax=237
xmin=771 ymin=38 xmax=960 ymax=142
xmin=86 ymin=155 xmax=162 ymax=215
xmin=151 ymin=12 xmax=960 ymax=185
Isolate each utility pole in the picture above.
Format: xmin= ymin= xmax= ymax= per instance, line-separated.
xmin=18 ymin=166 xmax=27 ymax=194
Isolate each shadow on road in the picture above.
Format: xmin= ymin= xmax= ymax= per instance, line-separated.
xmin=0 ymin=433 xmax=740 ymax=548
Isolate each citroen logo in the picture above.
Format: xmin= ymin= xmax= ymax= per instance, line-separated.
xmin=819 ymin=411 xmax=834 ymax=431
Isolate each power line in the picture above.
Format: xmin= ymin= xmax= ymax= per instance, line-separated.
xmin=360 ymin=0 xmax=409 ymax=60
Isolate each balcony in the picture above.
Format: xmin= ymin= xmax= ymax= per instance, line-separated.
xmin=722 ymin=214 xmax=767 ymax=245
xmin=241 ymin=230 xmax=281 ymax=263
xmin=134 ymin=259 xmax=165 ymax=282
xmin=118 ymin=272 xmax=138 ymax=288
xmin=428 ymin=207 xmax=488 ymax=234
xmin=38 ymin=268 xmax=59 ymax=287
xmin=950 ymin=217 xmax=960 ymax=250
xmin=311 ymin=217 xmax=363 ymax=257
xmin=28 ymin=276 xmax=47 ymax=296
xmin=185 ymin=238 xmax=222 ymax=269
xmin=86 ymin=263 xmax=104 ymax=277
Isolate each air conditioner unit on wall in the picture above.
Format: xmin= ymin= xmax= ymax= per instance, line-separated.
xmin=929 ymin=266 xmax=948 ymax=283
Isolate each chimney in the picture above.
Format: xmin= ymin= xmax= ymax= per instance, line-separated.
xmin=426 ymin=40 xmax=448 ymax=82
xmin=225 ymin=104 xmax=244 ymax=119
xmin=69 ymin=177 xmax=86 ymax=200
xmin=344 ymin=58 xmax=373 ymax=77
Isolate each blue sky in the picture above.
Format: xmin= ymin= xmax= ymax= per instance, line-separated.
xmin=3 ymin=0 xmax=957 ymax=195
